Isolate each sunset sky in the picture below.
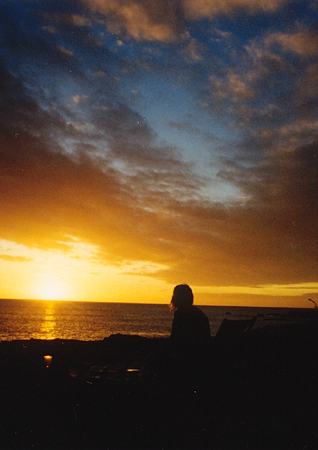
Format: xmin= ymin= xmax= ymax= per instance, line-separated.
xmin=0 ymin=0 xmax=317 ymax=306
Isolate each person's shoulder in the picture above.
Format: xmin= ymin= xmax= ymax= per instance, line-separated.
xmin=193 ymin=306 xmax=209 ymax=322
xmin=193 ymin=306 xmax=207 ymax=316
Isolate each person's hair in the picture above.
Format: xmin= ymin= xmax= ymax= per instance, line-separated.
xmin=170 ymin=284 xmax=193 ymax=310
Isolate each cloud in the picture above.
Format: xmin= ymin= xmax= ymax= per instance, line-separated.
xmin=72 ymin=94 xmax=88 ymax=105
xmin=82 ymin=0 xmax=286 ymax=43
xmin=42 ymin=12 xmax=92 ymax=29
xmin=182 ymin=0 xmax=286 ymax=19
xmin=183 ymin=38 xmax=203 ymax=61
xmin=296 ymin=63 xmax=318 ymax=112
xmin=68 ymin=14 xmax=92 ymax=27
xmin=153 ymin=141 xmax=318 ymax=286
xmin=1 ymin=62 xmax=318 ymax=287
xmin=207 ymin=24 xmax=318 ymax=145
xmin=90 ymin=101 xmax=198 ymax=183
xmin=207 ymin=40 xmax=290 ymax=117
xmin=212 ymin=28 xmax=232 ymax=39
xmin=42 ymin=25 xmax=57 ymax=34
xmin=266 ymin=28 xmax=318 ymax=56
xmin=211 ymin=71 xmax=254 ymax=101
xmin=57 ymin=46 xmax=74 ymax=58
xmin=275 ymin=118 xmax=318 ymax=149
xmin=0 ymin=255 xmax=31 ymax=263
xmin=0 ymin=61 xmax=201 ymax=270
xmin=83 ymin=0 xmax=181 ymax=42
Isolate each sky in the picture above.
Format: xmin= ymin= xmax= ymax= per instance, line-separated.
xmin=0 ymin=0 xmax=317 ymax=306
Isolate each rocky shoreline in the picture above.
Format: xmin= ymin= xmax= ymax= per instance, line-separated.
xmin=1 ymin=322 xmax=318 ymax=449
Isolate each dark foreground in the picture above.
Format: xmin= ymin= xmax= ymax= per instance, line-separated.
xmin=1 ymin=321 xmax=318 ymax=450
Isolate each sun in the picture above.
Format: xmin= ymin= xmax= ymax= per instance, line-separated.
xmin=39 ymin=284 xmax=65 ymax=300
xmin=35 ymin=277 xmax=69 ymax=300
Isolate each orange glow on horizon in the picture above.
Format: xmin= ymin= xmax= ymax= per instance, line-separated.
xmin=0 ymin=238 xmax=317 ymax=308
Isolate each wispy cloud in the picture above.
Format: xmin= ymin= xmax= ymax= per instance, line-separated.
xmin=266 ymin=28 xmax=318 ymax=56
xmin=0 ymin=255 xmax=31 ymax=263
xmin=84 ymin=0 xmax=181 ymax=42
xmin=82 ymin=0 xmax=286 ymax=43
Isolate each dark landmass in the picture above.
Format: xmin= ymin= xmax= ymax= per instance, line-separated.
xmin=1 ymin=321 xmax=318 ymax=450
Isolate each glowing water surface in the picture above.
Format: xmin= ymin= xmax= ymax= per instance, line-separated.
xmin=0 ymin=299 xmax=315 ymax=341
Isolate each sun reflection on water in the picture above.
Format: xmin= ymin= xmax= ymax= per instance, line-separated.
xmin=40 ymin=301 xmax=57 ymax=339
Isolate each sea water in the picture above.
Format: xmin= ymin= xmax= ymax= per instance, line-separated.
xmin=0 ymin=298 xmax=315 ymax=341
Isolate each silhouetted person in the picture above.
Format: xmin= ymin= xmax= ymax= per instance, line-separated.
xmin=170 ymin=284 xmax=211 ymax=344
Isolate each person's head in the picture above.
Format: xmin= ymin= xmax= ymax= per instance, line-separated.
xmin=170 ymin=284 xmax=193 ymax=311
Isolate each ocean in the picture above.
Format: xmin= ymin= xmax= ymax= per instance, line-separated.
xmin=0 ymin=298 xmax=315 ymax=341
